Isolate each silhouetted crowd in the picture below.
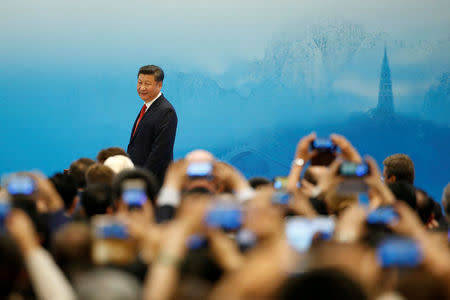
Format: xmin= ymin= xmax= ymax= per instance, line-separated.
xmin=0 ymin=133 xmax=449 ymax=300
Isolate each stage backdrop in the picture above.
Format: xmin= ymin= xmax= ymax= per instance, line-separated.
xmin=1 ymin=0 xmax=449 ymax=201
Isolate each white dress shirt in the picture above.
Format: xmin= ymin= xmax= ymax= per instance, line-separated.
xmin=144 ymin=92 xmax=162 ymax=112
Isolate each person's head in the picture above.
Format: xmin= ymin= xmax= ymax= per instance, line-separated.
xmin=81 ymin=184 xmax=113 ymax=218
xmin=388 ymin=181 xmax=417 ymax=210
xmin=382 ymin=154 xmax=415 ymax=184
xmin=137 ymin=65 xmax=164 ymax=103
xmin=112 ymin=168 xmax=159 ymax=207
xmin=49 ymin=172 xmax=78 ymax=212
xmin=104 ymin=155 xmax=134 ymax=174
xmin=278 ymin=268 xmax=367 ymax=300
xmin=97 ymin=147 xmax=128 ymax=164
xmin=69 ymin=158 xmax=96 ymax=189
xmin=248 ymin=177 xmax=271 ymax=189
xmin=441 ymin=183 xmax=450 ymax=219
xmin=415 ymin=188 xmax=435 ymax=224
xmin=51 ymin=222 xmax=92 ymax=279
xmin=304 ymin=166 xmax=329 ymax=186
xmin=184 ymin=150 xmax=217 ymax=194
xmin=74 ymin=268 xmax=141 ymax=300
xmin=85 ymin=164 xmax=115 ymax=186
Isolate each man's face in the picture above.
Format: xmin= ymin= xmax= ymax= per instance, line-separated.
xmin=137 ymin=74 xmax=162 ymax=103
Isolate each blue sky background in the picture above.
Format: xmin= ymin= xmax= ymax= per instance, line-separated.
xmin=1 ymin=0 xmax=449 ymax=200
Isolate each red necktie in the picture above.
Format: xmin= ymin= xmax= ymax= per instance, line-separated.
xmin=132 ymin=104 xmax=147 ymax=137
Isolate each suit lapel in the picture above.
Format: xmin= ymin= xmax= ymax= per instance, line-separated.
xmin=129 ymin=94 xmax=165 ymax=144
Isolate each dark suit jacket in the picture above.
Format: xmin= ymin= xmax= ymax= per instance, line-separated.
xmin=127 ymin=94 xmax=177 ymax=186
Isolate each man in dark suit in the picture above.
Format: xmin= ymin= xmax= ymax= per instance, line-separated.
xmin=127 ymin=65 xmax=177 ymax=186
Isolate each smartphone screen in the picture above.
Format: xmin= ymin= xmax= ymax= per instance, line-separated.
xmin=339 ymin=162 xmax=370 ymax=177
xmin=377 ymin=237 xmax=423 ymax=268
xmin=310 ymin=138 xmax=337 ymax=152
xmin=122 ymin=179 xmax=147 ymax=209
xmin=92 ymin=216 xmax=136 ymax=265
xmin=367 ymin=207 xmax=399 ymax=225
xmin=286 ymin=217 xmax=335 ymax=252
xmin=205 ymin=203 xmax=243 ymax=230
xmin=187 ymin=162 xmax=213 ymax=178
xmin=6 ymin=175 xmax=36 ymax=195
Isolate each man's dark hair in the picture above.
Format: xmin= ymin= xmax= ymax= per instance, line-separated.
xmin=278 ymin=268 xmax=367 ymax=300
xmin=81 ymin=184 xmax=113 ymax=218
xmin=85 ymin=164 xmax=115 ymax=187
xmin=248 ymin=177 xmax=271 ymax=189
xmin=415 ymin=188 xmax=435 ymax=224
xmin=51 ymin=222 xmax=92 ymax=280
xmin=112 ymin=168 xmax=159 ymax=206
xmin=137 ymin=65 xmax=164 ymax=82
xmin=388 ymin=181 xmax=417 ymax=210
xmin=69 ymin=158 xmax=96 ymax=188
xmin=50 ymin=173 xmax=78 ymax=210
xmin=383 ymin=153 xmax=415 ymax=184
xmin=97 ymin=147 xmax=128 ymax=164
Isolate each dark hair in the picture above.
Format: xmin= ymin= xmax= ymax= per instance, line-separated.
xmin=388 ymin=181 xmax=417 ymax=210
xmin=415 ymin=188 xmax=435 ymax=224
xmin=112 ymin=168 xmax=159 ymax=206
xmin=69 ymin=158 xmax=96 ymax=188
xmin=248 ymin=177 xmax=271 ymax=189
xmin=51 ymin=222 xmax=92 ymax=280
xmin=97 ymin=147 xmax=128 ymax=164
xmin=383 ymin=154 xmax=415 ymax=184
xmin=81 ymin=184 xmax=113 ymax=218
xmin=50 ymin=173 xmax=78 ymax=210
xmin=137 ymin=65 xmax=164 ymax=82
xmin=278 ymin=268 xmax=367 ymax=300
xmin=85 ymin=164 xmax=115 ymax=187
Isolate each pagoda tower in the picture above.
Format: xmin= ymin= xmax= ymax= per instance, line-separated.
xmin=376 ymin=48 xmax=395 ymax=114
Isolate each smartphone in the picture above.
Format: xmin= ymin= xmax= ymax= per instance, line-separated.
xmin=310 ymin=138 xmax=337 ymax=153
xmin=91 ymin=216 xmax=136 ymax=265
xmin=286 ymin=217 xmax=335 ymax=252
xmin=377 ymin=237 xmax=423 ymax=268
xmin=367 ymin=206 xmax=399 ymax=225
xmin=273 ymin=176 xmax=289 ymax=190
xmin=187 ymin=234 xmax=208 ymax=250
xmin=6 ymin=175 xmax=36 ymax=195
xmin=122 ymin=179 xmax=147 ymax=209
xmin=187 ymin=162 xmax=213 ymax=179
xmin=272 ymin=191 xmax=291 ymax=205
xmin=205 ymin=202 xmax=243 ymax=230
xmin=338 ymin=162 xmax=370 ymax=177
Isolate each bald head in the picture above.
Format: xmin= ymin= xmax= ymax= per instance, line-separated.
xmin=185 ymin=150 xmax=215 ymax=162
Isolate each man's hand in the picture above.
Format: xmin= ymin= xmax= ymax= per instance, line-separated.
xmin=6 ymin=209 xmax=40 ymax=255
xmin=29 ymin=173 xmax=64 ymax=213
xmin=287 ymin=132 xmax=317 ymax=192
xmin=334 ymin=204 xmax=367 ymax=243
xmin=163 ymin=159 xmax=189 ymax=190
xmin=214 ymin=161 xmax=249 ymax=192
xmin=294 ymin=132 xmax=317 ymax=161
xmin=330 ymin=134 xmax=362 ymax=163
xmin=363 ymin=156 xmax=396 ymax=208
